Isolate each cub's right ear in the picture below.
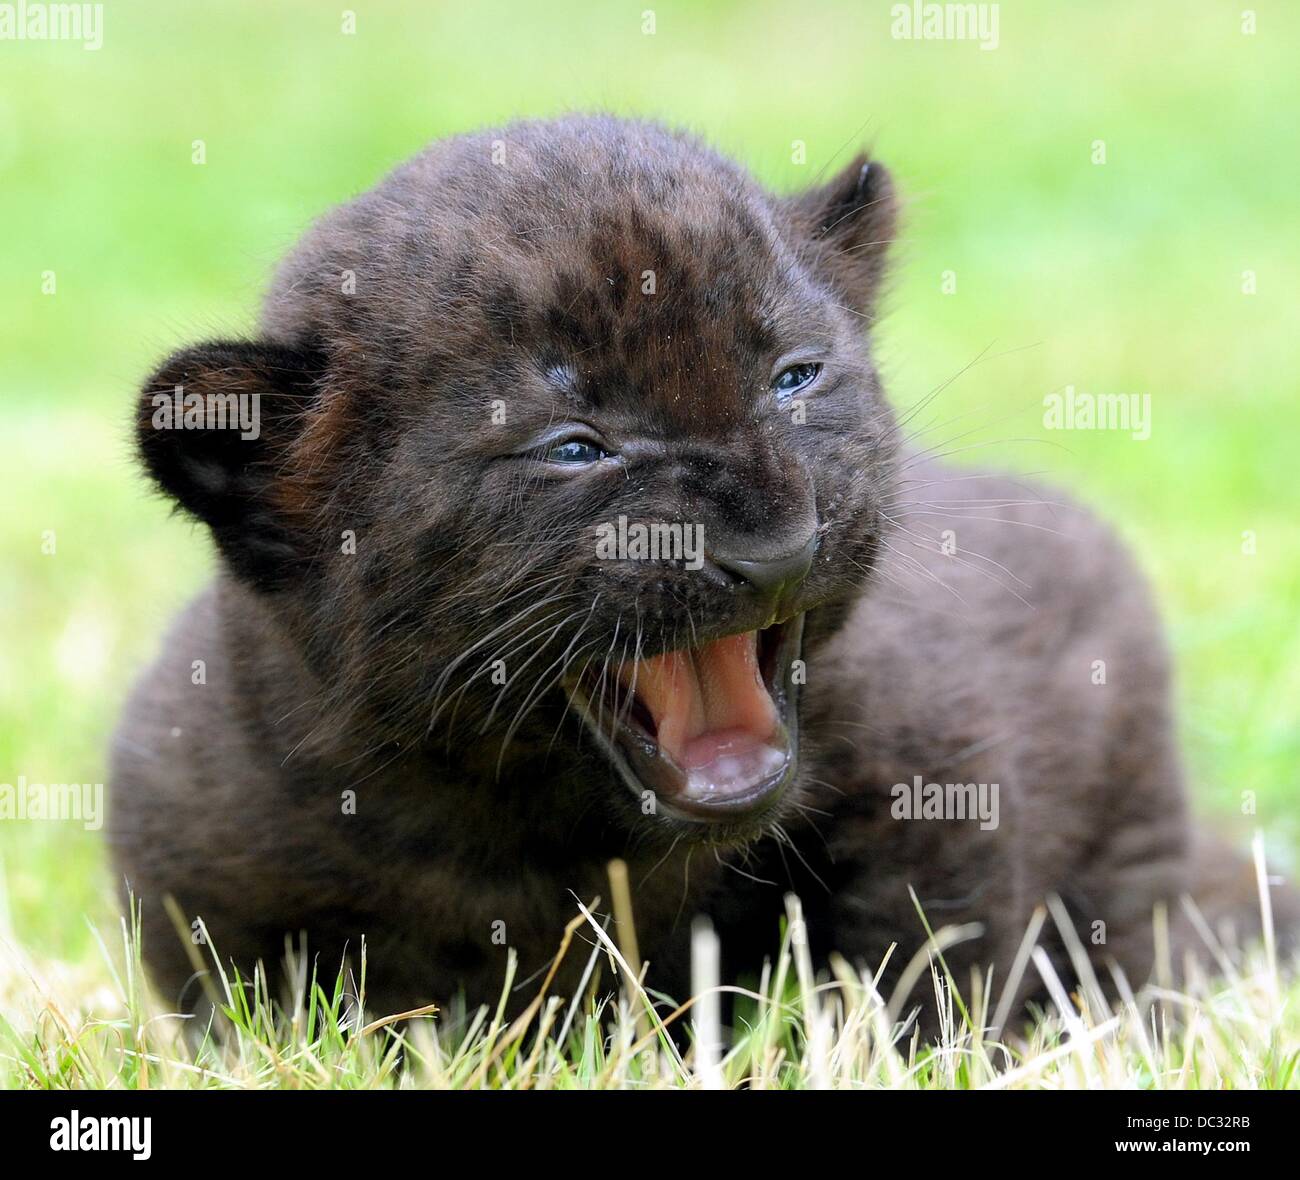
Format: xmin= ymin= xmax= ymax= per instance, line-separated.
xmin=136 ymin=340 xmax=325 ymax=587
xmin=783 ymin=153 xmax=898 ymax=323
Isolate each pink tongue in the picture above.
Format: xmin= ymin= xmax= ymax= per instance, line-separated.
xmin=620 ymin=633 xmax=778 ymax=771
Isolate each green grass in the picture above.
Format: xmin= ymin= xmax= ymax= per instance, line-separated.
xmin=4 ymin=886 xmax=1298 ymax=1090
xmin=1 ymin=0 xmax=1298 ymax=1087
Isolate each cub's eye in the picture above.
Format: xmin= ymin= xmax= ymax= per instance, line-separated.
xmin=543 ymin=438 xmax=610 ymax=465
xmin=773 ymin=362 xmax=822 ymax=399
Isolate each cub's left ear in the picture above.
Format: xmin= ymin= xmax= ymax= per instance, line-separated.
xmin=135 ymin=339 xmax=326 ymax=588
xmin=784 ymin=153 xmax=898 ymax=321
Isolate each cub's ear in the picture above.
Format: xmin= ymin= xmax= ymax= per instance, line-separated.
xmin=136 ymin=339 xmax=325 ymax=587
xmin=784 ymin=153 xmax=898 ymax=321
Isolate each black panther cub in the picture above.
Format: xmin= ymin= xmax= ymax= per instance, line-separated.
xmin=110 ymin=115 xmax=1292 ymax=1029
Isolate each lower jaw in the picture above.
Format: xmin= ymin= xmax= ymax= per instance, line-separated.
xmin=566 ymin=614 xmax=804 ymax=831
xmin=601 ymin=728 xmax=798 ymax=827
xmin=650 ymin=760 xmax=796 ymax=827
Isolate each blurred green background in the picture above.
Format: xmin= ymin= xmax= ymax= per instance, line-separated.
xmin=1 ymin=1 xmax=1297 ymax=966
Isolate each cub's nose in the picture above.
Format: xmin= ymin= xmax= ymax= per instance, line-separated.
xmin=707 ymin=530 xmax=819 ymax=601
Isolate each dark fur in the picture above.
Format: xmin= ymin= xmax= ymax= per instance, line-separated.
xmin=110 ymin=116 xmax=1294 ymax=1030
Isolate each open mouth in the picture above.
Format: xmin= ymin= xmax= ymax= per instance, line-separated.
xmin=565 ymin=614 xmax=804 ymax=824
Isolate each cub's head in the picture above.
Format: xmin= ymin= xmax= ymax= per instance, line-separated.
xmin=137 ymin=115 xmax=899 ymax=843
